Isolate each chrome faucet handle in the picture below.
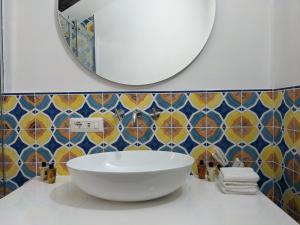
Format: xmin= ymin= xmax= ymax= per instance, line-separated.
xmin=114 ymin=109 xmax=125 ymax=121
xmin=132 ymin=110 xmax=142 ymax=126
xmin=150 ymin=108 xmax=160 ymax=121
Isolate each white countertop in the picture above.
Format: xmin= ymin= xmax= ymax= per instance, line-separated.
xmin=0 ymin=176 xmax=297 ymax=225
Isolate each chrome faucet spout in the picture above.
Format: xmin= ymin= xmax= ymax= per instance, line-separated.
xmin=132 ymin=110 xmax=142 ymax=126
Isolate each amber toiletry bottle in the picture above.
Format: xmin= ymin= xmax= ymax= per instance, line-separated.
xmin=198 ymin=160 xmax=206 ymax=179
xmin=47 ymin=163 xmax=57 ymax=184
xmin=40 ymin=162 xmax=48 ymax=181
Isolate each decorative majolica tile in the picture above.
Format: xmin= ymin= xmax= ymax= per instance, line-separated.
xmin=242 ymin=91 xmax=259 ymax=109
xmin=53 ymin=146 xmax=69 ymax=163
xmin=260 ymin=179 xmax=274 ymax=201
xmin=2 ymin=88 xmax=300 ymax=205
xmin=86 ymin=93 xmax=103 ymax=110
xmin=155 ymin=93 xmax=172 ymax=110
xmin=102 ymin=93 xmax=119 ymax=110
xmin=189 ymin=92 xmax=206 ymax=110
xmin=119 ymin=93 xmax=137 ymax=111
xmin=136 ymin=93 xmax=154 ymax=110
xmin=207 ymin=92 xmax=226 ymax=110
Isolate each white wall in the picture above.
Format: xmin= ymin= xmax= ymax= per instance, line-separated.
xmin=3 ymin=0 xmax=273 ymax=93
xmin=271 ymin=0 xmax=300 ymax=89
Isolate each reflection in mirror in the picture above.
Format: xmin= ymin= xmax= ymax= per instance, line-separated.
xmin=57 ymin=0 xmax=216 ymax=85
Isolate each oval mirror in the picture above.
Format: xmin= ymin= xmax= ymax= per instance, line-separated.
xmin=57 ymin=0 xmax=216 ymax=85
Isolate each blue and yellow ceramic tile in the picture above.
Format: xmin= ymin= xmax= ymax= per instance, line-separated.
xmin=21 ymin=162 xmax=37 ymax=179
xmin=119 ymin=93 xmax=137 ymax=110
xmin=102 ymin=111 xmax=119 ymax=128
xmin=294 ymin=88 xmax=300 ymax=107
xmin=155 ymin=93 xmax=172 ymax=109
xmin=138 ymin=127 xmax=153 ymax=144
xmin=69 ymin=94 xmax=85 ymax=112
xmin=88 ymin=146 xmax=104 ymax=154
xmin=3 ymin=146 xmax=19 ymax=164
xmin=102 ymin=93 xmax=119 ymax=110
xmin=294 ymin=111 xmax=300 ymax=132
xmin=282 ymin=189 xmax=296 ymax=216
xmin=241 ymin=145 xmax=259 ymax=162
xmin=137 ymin=112 xmax=153 ymax=128
xmin=171 ymin=111 xmax=188 ymax=128
xmin=3 ymin=162 xmax=19 ymax=180
xmin=104 ymin=126 xmax=121 ymax=144
xmin=260 ymin=179 xmax=275 ymax=201
xmin=206 ymin=111 xmax=223 ymax=128
xmin=171 ymin=93 xmax=188 ymax=110
xmin=206 ymin=92 xmax=225 ymax=110
xmin=19 ymin=95 xmax=35 ymax=111
xmin=261 ymin=145 xmax=281 ymax=179
xmin=35 ymin=95 xmax=51 ymax=111
xmin=86 ymin=131 xmax=104 ymax=145
xmin=56 ymin=163 xmax=69 ymax=176
xmin=224 ymin=91 xmax=242 ymax=111
xmin=2 ymin=114 xmax=18 ymax=130
xmin=35 ymin=128 xmax=52 ymax=146
xmin=207 ymin=127 xmax=223 ymax=144
xmin=226 ymin=145 xmax=242 ymax=162
xmin=19 ymin=112 xmax=35 ymax=130
xmin=53 ymin=112 xmax=70 ymax=129
xmin=284 ymin=128 xmax=295 ymax=149
xmin=274 ymin=90 xmax=284 ymax=109
xmin=136 ymin=93 xmax=153 ymax=110
xmin=190 ymin=127 xmax=206 ymax=144
xmin=242 ymin=91 xmax=259 ymax=109
xmin=122 ymin=126 xmax=138 ymax=144
xmin=54 ymin=146 xmax=69 ymax=163
xmin=155 ymin=127 xmax=172 ymax=145
xmin=70 ymin=146 xmax=85 ymax=159
xmin=171 ymin=127 xmax=188 ymax=145
xmin=225 ymin=110 xmax=242 ymax=143
xmin=19 ymin=129 xmax=35 ymax=146
xmin=156 ymin=111 xmax=172 ymax=128
xmin=3 ymin=129 xmax=18 ymax=146
xmin=36 ymin=147 xmax=52 ymax=164
xmin=46 ymin=94 xmax=69 ymax=112
xmin=2 ymin=95 xmax=18 ymax=114
xmin=86 ymin=94 xmax=103 ymax=110
xmin=260 ymin=91 xmax=274 ymax=109
xmin=35 ymin=112 xmax=52 ymax=129
xmin=189 ymin=92 xmax=206 ymax=110
xmin=19 ymin=147 xmax=36 ymax=163
xmin=241 ymin=110 xmax=259 ymax=143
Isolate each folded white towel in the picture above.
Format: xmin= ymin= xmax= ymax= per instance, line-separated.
xmin=220 ymin=167 xmax=260 ymax=183
xmin=217 ymin=177 xmax=257 ymax=189
xmin=217 ymin=179 xmax=259 ymax=195
xmin=218 ymin=176 xmax=258 ymax=187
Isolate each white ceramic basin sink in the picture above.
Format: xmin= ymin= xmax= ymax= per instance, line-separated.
xmin=67 ymin=151 xmax=194 ymax=202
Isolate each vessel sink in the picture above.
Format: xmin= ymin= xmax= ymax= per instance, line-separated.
xmin=67 ymin=151 xmax=194 ymax=202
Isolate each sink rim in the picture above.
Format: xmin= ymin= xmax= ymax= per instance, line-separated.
xmin=67 ymin=151 xmax=194 ymax=174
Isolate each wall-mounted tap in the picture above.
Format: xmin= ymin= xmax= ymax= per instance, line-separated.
xmin=132 ymin=110 xmax=142 ymax=126
xmin=114 ymin=109 xmax=125 ymax=121
xmin=150 ymin=107 xmax=160 ymax=121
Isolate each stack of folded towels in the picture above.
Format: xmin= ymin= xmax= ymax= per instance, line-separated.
xmin=217 ymin=167 xmax=260 ymax=195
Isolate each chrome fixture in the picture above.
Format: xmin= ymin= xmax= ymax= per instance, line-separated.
xmin=150 ymin=107 xmax=160 ymax=121
xmin=114 ymin=109 xmax=125 ymax=121
xmin=132 ymin=110 xmax=142 ymax=126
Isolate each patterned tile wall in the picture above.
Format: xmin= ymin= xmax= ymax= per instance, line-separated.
xmin=273 ymin=87 xmax=300 ymax=222
xmin=0 ymin=88 xmax=299 ymax=222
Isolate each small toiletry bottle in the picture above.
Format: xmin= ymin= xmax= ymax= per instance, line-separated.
xmin=47 ymin=163 xmax=57 ymax=184
xmin=207 ymin=162 xmax=217 ymax=182
xmin=198 ymin=160 xmax=206 ymax=179
xmin=39 ymin=162 xmax=48 ymax=181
